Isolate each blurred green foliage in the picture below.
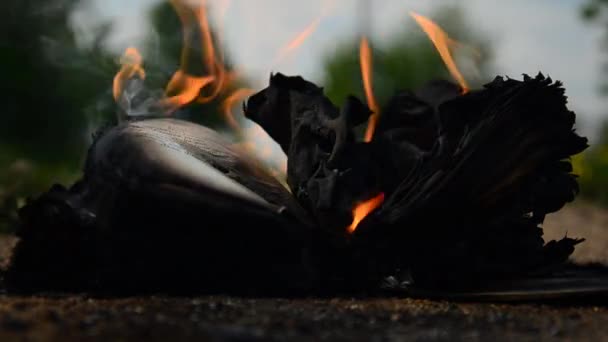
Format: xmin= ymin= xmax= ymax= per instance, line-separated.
xmin=0 ymin=0 xmax=245 ymax=232
xmin=576 ymin=0 xmax=608 ymax=205
xmin=574 ymin=123 xmax=608 ymax=204
xmin=0 ymin=0 xmax=117 ymax=232
xmin=0 ymin=0 xmax=116 ymax=166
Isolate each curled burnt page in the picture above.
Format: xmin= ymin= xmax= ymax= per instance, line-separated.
xmin=244 ymin=73 xmax=380 ymax=232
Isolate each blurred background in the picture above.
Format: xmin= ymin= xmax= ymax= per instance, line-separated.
xmin=1 ymin=0 xmax=608 ymax=232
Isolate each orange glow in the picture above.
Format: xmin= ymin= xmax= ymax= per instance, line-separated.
xmin=410 ymin=11 xmax=469 ymax=93
xmin=347 ymin=193 xmax=385 ymax=234
xmin=113 ymin=47 xmax=145 ymax=101
xmin=359 ymin=37 xmax=380 ymax=142
xmin=159 ymin=71 xmax=214 ymax=113
xmin=221 ymin=88 xmax=255 ymax=132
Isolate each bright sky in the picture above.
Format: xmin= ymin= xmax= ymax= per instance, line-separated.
xmin=74 ymin=0 xmax=607 ymax=138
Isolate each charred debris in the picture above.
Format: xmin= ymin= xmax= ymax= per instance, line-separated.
xmin=4 ymin=72 xmax=590 ymax=296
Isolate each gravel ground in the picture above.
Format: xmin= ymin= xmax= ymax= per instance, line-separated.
xmin=0 ymin=200 xmax=606 ymax=341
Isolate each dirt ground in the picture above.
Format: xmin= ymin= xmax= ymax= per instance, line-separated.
xmin=0 ymin=201 xmax=607 ymax=341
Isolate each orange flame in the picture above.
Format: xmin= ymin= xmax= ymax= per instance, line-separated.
xmin=113 ymin=47 xmax=145 ymax=101
xmin=221 ymin=88 xmax=255 ymax=132
xmin=276 ymin=17 xmax=322 ymax=63
xmin=160 ymin=71 xmax=214 ymax=113
xmin=113 ymin=0 xmax=237 ymax=115
xmin=347 ymin=193 xmax=385 ymax=233
xmin=165 ymin=0 xmax=232 ymax=108
xmin=410 ymin=11 xmax=469 ymax=93
xmin=273 ymin=0 xmax=336 ymax=64
xmin=359 ymin=37 xmax=380 ymax=142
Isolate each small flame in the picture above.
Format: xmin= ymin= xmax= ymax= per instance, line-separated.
xmin=359 ymin=37 xmax=380 ymax=142
xmin=160 ymin=71 xmax=214 ymax=113
xmin=347 ymin=193 xmax=385 ymax=234
xmin=273 ymin=0 xmax=336 ymax=65
xmin=221 ymin=88 xmax=255 ymax=132
xmin=409 ymin=11 xmax=469 ymax=93
xmin=113 ymin=47 xmax=145 ymax=101
xmin=276 ymin=17 xmax=322 ymax=63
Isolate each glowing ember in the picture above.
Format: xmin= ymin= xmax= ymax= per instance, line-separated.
xmin=410 ymin=11 xmax=469 ymax=93
xmin=221 ymin=88 xmax=255 ymax=132
xmin=112 ymin=47 xmax=145 ymax=101
xmin=347 ymin=193 xmax=385 ymax=234
xmin=359 ymin=37 xmax=380 ymax=142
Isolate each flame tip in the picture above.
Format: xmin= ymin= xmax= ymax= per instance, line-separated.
xmin=410 ymin=12 xmax=470 ymax=92
xmin=359 ymin=37 xmax=379 ymax=142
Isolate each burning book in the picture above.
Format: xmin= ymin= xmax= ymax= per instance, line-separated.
xmin=3 ymin=3 xmax=606 ymax=299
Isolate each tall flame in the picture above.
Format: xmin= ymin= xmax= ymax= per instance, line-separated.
xmin=348 ymin=193 xmax=385 ymax=234
xmin=359 ymin=37 xmax=379 ymax=142
xmin=114 ymin=0 xmax=240 ymax=117
xmin=113 ymin=47 xmax=145 ymax=101
xmin=409 ymin=11 xmax=469 ymax=93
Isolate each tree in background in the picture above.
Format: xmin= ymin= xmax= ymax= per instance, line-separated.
xmin=322 ymin=6 xmax=493 ymax=111
xmin=582 ymin=0 xmax=608 ymax=95
xmin=572 ymin=0 xmax=608 ymax=205
xmin=0 ymin=0 xmax=246 ymax=231
xmin=0 ymin=0 xmax=116 ymax=231
xmin=0 ymin=0 xmax=115 ymax=166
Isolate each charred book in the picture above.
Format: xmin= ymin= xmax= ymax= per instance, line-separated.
xmin=2 ymin=3 xmax=601 ymax=299
xmin=4 ymin=71 xmax=591 ymax=296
